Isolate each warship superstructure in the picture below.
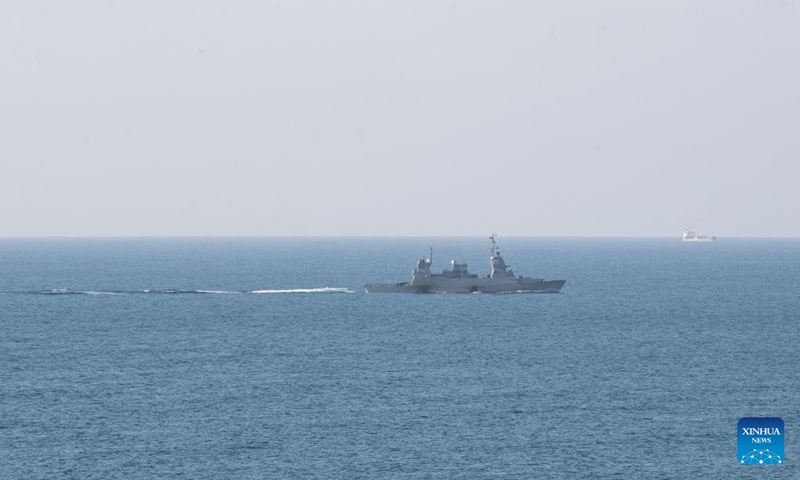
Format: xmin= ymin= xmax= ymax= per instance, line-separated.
xmin=364 ymin=235 xmax=566 ymax=293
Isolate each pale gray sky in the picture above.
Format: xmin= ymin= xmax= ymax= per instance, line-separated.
xmin=1 ymin=1 xmax=798 ymax=236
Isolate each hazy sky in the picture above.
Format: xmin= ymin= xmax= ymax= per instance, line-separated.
xmin=2 ymin=1 xmax=798 ymax=236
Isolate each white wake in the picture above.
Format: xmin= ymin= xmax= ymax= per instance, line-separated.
xmin=250 ymin=287 xmax=355 ymax=294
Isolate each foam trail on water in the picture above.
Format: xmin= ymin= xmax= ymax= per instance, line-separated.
xmin=250 ymin=287 xmax=355 ymax=294
xmin=158 ymin=289 xmax=242 ymax=295
xmin=10 ymin=287 xmax=356 ymax=295
xmin=38 ymin=289 xmax=125 ymax=295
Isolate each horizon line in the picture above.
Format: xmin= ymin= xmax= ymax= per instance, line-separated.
xmin=2 ymin=235 xmax=799 ymax=240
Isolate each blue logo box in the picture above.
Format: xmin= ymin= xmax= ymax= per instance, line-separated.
xmin=738 ymin=417 xmax=784 ymax=465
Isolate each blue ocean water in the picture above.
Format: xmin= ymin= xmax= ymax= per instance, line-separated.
xmin=1 ymin=237 xmax=798 ymax=479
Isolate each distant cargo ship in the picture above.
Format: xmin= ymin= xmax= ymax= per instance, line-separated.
xmin=682 ymin=229 xmax=716 ymax=242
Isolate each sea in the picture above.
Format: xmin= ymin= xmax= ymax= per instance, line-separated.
xmin=1 ymin=237 xmax=798 ymax=479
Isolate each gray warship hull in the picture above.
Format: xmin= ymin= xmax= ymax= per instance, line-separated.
xmin=364 ymin=235 xmax=566 ymax=294
xmin=364 ymin=278 xmax=565 ymax=294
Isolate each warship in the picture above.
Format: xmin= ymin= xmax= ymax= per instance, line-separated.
xmin=364 ymin=234 xmax=566 ymax=293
